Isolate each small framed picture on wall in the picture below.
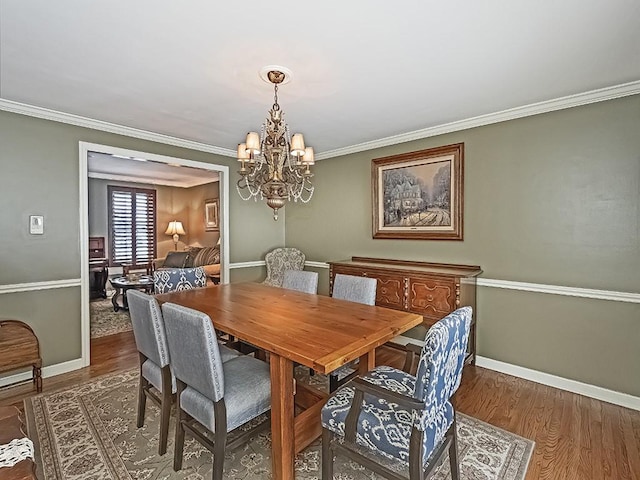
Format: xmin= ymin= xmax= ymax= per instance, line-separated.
xmin=205 ymin=198 xmax=219 ymax=231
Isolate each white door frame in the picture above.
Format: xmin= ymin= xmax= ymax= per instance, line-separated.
xmin=78 ymin=141 xmax=230 ymax=367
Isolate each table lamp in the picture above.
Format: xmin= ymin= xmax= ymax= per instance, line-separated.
xmin=165 ymin=221 xmax=186 ymax=250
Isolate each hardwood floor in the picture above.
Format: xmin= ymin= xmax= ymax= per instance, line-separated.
xmin=1 ymin=333 xmax=638 ymax=479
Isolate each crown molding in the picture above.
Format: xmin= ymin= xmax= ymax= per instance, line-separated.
xmin=3 ymin=80 xmax=639 ymax=162
xmin=87 ymin=171 xmax=215 ymax=189
xmin=0 ymin=98 xmax=237 ymax=158
xmin=316 ymin=80 xmax=640 ymax=160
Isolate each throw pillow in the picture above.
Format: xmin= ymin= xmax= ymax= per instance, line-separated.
xmin=163 ymin=251 xmax=190 ymax=268
xmin=183 ymin=246 xmax=202 ymax=268
xmin=192 ymin=246 xmax=220 ymax=267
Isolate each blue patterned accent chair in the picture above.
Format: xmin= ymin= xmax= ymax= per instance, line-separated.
xmin=328 ymin=274 xmax=378 ymax=391
xmin=282 ymin=269 xmax=319 ymax=294
xmin=153 ymin=266 xmax=207 ymax=294
xmin=321 ymin=306 xmax=472 ymax=480
xmin=161 ymin=303 xmax=271 ymax=480
xmin=262 ymin=247 xmax=306 ymax=287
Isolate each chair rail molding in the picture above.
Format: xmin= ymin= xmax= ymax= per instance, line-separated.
xmin=0 ymin=278 xmax=81 ymax=295
xmin=394 ymin=335 xmax=640 ymax=412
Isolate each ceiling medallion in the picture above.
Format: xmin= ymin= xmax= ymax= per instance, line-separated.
xmin=236 ymin=66 xmax=314 ymax=220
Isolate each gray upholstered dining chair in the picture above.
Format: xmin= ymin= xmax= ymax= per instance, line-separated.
xmin=332 ymin=273 xmax=377 ymax=305
xmin=153 ymin=266 xmax=207 ymax=294
xmin=127 ymin=290 xmax=241 ymax=455
xmin=161 ymin=302 xmax=272 ymax=480
xmin=328 ymin=273 xmax=378 ymax=391
xmin=321 ymin=307 xmax=472 ymax=480
xmin=262 ymin=247 xmax=306 ymax=287
xmin=282 ymin=269 xmax=319 ymax=294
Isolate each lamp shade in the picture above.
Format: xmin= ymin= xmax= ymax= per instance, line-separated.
xmin=290 ymin=133 xmax=305 ymax=156
xmin=302 ymin=147 xmax=315 ymax=165
xmin=165 ymin=221 xmax=186 ymax=236
xmin=237 ymin=143 xmax=250 ymax=161
xmin=245 ymin=132 xmax=261 ymax=155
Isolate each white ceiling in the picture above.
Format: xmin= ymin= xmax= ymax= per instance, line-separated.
xmin=87 ymin=152 xmax=219 ymax=188
xmin=1 ymin=1 xmax=639 ymax=157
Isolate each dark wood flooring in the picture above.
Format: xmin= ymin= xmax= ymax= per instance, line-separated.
xmin=1 ymin=331 xmax=638 ymax=480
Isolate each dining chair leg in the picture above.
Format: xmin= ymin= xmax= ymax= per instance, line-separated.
xmin=158 ymin=365 xmax=173 ymax=456
xmin=173 ymin=382 xmax=186 ymax=471
xmin=448 ymin=417 xmax=460 ymax=480
xmin=321 ymin=428 xmax=334 ymax=480
xmin=136 ymin=375 xmax=147 ymax=428
xmin=212 ymin=400 xmax=228 ymax=480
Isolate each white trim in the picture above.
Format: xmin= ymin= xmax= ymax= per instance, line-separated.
xmin=305 ymin=261 xmax=330 ymax=269
xmin=0 ymin=99 xmax=236 ymax=158
xmin=78 ymin=142 xmax=231 ymax=365
xmin=393 ymin=335 xmax=640 ymax=411
xmin=229 ymin=260 xmax=266 ymax=269
xmin=3 ymin=82 xmax=639 ymax=164
xmin=0 ymin=358 xmax=85 ymax=389
xmin=0 ymin=278 xmax=81 ymax=295
xmin=477 ymin=278 xmax=640 ymax=304
xmin=88 ymin=171 xmax=216 ymax=189
xmin=316 ymin=81 xmax=640 ymax=160
xmin=475 ymin=356 xmax=640 ymax=412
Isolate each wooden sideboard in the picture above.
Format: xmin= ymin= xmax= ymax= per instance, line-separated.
xmin=328 ymin=257 xmax=482 ymax=365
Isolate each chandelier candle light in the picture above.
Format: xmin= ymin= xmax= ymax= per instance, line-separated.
xmin=237 ymin=66 xmax=314 ymax=220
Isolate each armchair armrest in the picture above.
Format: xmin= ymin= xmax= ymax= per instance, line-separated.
xmin=381 ymin=341 xmax=422 ymax=375
xmin=344 ymin=376 xmax=424 ymax=443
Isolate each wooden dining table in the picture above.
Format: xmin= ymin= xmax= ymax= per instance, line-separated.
xmin=155 ymin=282 xmax=423 ymax=480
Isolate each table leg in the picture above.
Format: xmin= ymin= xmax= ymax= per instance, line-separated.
xmin=111 ymin=286 xmax=122 ymax=312
xmin=358 ymin=349 xmax=375 ymax=375
xmin=269 ymin=353 xmax=295 ymax=480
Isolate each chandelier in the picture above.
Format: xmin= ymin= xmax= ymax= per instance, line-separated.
xmin=236 ymin=67 xmax=314 ymax=220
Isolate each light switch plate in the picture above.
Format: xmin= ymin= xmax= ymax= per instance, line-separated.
xmin=30 ymin=215 xmax=44 ymax=234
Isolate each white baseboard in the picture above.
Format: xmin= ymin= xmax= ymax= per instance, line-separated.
xmin=394 ymin=335 xmax=640 ymax=411
xmin=0 ymin=357 xmax=85 ymax=389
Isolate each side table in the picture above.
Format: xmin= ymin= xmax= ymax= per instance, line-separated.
xmin=109 ymin=275 xmax=154 ymax=312
xmin=0 ymin=321 xmax=42 ymax=393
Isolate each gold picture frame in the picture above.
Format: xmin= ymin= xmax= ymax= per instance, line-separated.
xmin=372 ymin=143 xmax=464 ymax=240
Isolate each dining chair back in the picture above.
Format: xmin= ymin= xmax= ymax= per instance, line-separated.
xmin=328 ymin=273 xmax=378 ymax=390
xmin=153 ymin=266 xmax=207 ymax=294
xmin=126 ymin=289 xmax=175 ymax=455
xmin=282 ymin=270 xmax=319 ymax=294
xmin=331 ymin=273 xmax=376 ymax=305
xmin=321 ymin=306 xmax=472 ymax=480
xmin=161 ymin=302 xmax=272 ymax=480
xmin=262 ymin=247 xmax=306 ymax=287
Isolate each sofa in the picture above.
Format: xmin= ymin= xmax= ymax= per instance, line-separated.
xmin=153 ymin=245 xmax=221 ymax=284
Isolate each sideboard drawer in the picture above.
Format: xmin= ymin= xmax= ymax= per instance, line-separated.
xmin=408 ymin=277 xmax=456 ymax=320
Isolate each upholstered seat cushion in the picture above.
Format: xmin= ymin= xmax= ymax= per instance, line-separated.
xmin=180 ymin=355 xmax=271 ymax=433
xmin=142 ymin=359 xmax=177 ymax=394
xmin=321 ymin=365 xmax=453 ymax=467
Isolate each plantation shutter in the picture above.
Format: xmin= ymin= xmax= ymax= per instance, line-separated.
xmin=108 ymin=186 xmax=156 ymax=267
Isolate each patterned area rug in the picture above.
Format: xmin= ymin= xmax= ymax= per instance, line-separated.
xmin=90 ymin=296 xmax=132 ymax=338
xmin=24 ymin=368 xmax=533 ymax=480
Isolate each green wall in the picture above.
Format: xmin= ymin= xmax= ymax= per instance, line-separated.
xmin=286 ymin=95 xmax=640 ymax=396
xmin=0 ymin=110 xmax=284 ymax=369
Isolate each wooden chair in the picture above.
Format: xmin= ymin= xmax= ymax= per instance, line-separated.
xmin=321 ymin=306 xmax=472 ymax=480
xmin=0 ymin=320 xmax=42 ymax=393
xmin=161 ymin=303 xmax=271 ymax=480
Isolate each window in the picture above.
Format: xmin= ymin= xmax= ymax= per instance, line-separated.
xmin=108 ymin=186 xmax=156 ymax=267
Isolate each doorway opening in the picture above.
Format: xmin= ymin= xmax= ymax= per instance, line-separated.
xmin=79 ymin=142 xmax=230 ymax=367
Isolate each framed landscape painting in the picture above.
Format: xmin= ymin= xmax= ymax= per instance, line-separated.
xmin=372 ymin=143 xmax=464 ymax=240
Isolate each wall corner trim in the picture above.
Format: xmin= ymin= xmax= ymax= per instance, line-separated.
xmin=229 ymin=260 xmax=266 ymax=269
xmin=394 ymin=335 xmax=640 ymax=411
